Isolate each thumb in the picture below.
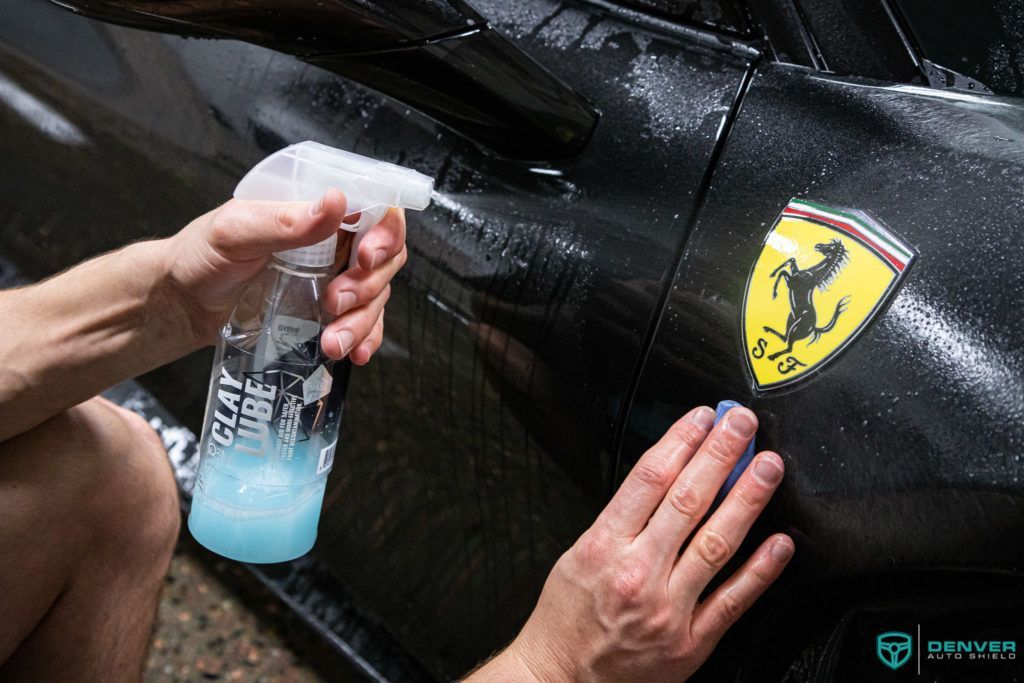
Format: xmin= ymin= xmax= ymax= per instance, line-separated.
xmin=204 ymin=187 xmax=348 ymax=262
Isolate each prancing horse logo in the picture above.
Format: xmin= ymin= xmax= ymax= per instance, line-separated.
xmin=742 ymin=199 xmax=917 ymax=391
xmin=764 ymin=239 xmax=851 ymax=361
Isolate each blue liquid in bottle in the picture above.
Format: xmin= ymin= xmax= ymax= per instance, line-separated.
xmin=188 ymin=259 xmax=343 ymax=563
xmin=188 ymin=451 xmax=329 ymax=563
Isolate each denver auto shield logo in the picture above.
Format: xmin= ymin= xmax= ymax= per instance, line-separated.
xmin=877 ymin=631 xmax=914 ymax=670
xmin=742 ymin=199 xmax=916 ymax=391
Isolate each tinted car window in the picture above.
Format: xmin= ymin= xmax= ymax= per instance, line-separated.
xmin=896 ymin=0 xmax=1024 ymax=96
xmin=787 ymin=0 xmax=919 ymax=83
xmin=614 ymin=0 xmax=750 ymax=35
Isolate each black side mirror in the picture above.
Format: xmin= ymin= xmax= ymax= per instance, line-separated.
xmin=50 ymin=0 xmax=598 ymax=160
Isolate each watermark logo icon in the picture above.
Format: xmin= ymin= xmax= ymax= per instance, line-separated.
xmin=877 ymin=631 xmax=914 ymax=670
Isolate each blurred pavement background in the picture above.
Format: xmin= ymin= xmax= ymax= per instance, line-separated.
xmin=145 ymin=529 xmax=366 ymax=683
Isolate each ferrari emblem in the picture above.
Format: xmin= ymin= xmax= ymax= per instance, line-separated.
xmin=742 ymin=199 xmax=916 ymax=391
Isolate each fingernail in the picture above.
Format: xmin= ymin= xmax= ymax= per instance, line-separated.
xmin=336 ymin=291 xmax=357 ymax=314
xmin=689 ymin=406 xmax=716 ymax=431
xmin=771 ymin=538 xmax=794 ymax=562
xmin=752 ymin=456 xmax=784 ymax=485
xmin=359 ymin=341 xmax=374 ymax=357
xmin=726 ymin=410 xmax=757 ymax=438
xmin=370 ymin=249 xmax=388 ymax=269
xmin=309 ymin=194 xmax=325 ymax=216
xmin=336 ymin=329 xmax=354 ymax=356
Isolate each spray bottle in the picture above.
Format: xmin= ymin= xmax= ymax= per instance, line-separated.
xmin=188 ymin=141 xmax=434 ymax=563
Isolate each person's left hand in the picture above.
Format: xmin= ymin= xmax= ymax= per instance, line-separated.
xmin=165 ymin=188 xmax=406 ymax=364
xmin=468 ymin=406 xmax=792 ymax=682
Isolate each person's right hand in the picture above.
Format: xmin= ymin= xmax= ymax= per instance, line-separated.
xmin=469 ymin=406 xmax=792 ymax=682
xmin=165 ymin=188 xmax=407 ymax=365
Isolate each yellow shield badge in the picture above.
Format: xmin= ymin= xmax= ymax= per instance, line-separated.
xmin=742 ymin=199 xmax=916 ymax=391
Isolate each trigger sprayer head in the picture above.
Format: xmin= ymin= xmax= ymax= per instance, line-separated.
xmin=233 ymin=141 xmax=435 ymax=268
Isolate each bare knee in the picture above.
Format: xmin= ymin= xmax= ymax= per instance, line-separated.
xmin=86 ymin=398 xmax=181 ymax=567
xmin=33 ymin=398 xmax=181 ymax=571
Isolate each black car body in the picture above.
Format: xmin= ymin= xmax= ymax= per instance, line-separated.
xmin=2 ymin=0 xmax=1023 ymax=679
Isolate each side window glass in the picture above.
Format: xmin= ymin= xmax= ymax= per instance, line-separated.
xmin=613 ymin=0 xmax=750 ymax=36
xmin=894 ymin=0 xmax=1024 ymax=97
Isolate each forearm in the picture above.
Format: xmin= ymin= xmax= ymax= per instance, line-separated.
xmin=464 ymin=648 xmax=543 ymax=682
xmin=464 ymin=631 xmax=572 ymax=683
xmin=0 ymin=190 xmax=399 ymax=442
xmin=0 ymin=240 xmax=202 ymax=440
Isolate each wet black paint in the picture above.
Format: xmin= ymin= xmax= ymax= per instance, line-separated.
xmin=47 ymin=0 xmax=597 ymax=159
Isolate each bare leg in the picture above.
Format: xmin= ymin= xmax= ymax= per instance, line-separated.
xmin=0 ymin=397 xmax=180 ymax=682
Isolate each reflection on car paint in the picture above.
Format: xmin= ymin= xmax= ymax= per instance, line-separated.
xmin=43 ymin=0 xmax=599 ymax=159
xmin=0 ymin=71 xmax=89 ymax=146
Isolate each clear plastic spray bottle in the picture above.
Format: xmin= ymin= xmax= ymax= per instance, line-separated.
xmin=188 ymin=142 xmax=433 ymax=563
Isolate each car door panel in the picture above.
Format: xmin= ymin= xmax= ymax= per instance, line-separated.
xmin=316 ymin=3 xmax=753 ymax=674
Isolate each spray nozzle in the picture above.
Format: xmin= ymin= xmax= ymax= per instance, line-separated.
xmin=233 ymin=141 xmax=434 ymax=268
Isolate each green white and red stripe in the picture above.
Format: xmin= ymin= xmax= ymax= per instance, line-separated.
xmin=782 ymin=199 xmax=915 ymax=272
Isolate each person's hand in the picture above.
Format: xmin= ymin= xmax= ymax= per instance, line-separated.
xmin=470 ymin=406 xmax=792 ymax=682
xmin=164 ymin=188 xmax=407 ymax=364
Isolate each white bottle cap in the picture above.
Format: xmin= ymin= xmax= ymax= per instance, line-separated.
xmin=234 ymin=141 xmax=435 ymax=268
xmin=274 ymin=233 xmax=339 ymax=268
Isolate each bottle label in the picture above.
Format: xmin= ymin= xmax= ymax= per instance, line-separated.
xmin=200 ymin=355 xmax=342 ymax=478
xmin=207 ymin=367 xmax=279 ymax=458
